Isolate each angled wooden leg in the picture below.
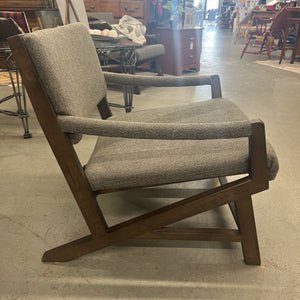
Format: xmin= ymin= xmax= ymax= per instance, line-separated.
xmin=234 ymin=196 xmax=261 ymax=265
xmin=43 ymin=178 xmax=254 ymax=262
xmin=234 ymin=31 xmax=242 ymax=44
xmin=240 ymin=35 xmax=252 ymax=59
xmin=42 ymin=233 xmax=127 ymax=262
xmin=42 ymin=235 xmax=95 ymax=262
xmin=280 ymin=27 xmax=290 ymax=64
xmin=266 ymin=38 xmax=271 ymax=60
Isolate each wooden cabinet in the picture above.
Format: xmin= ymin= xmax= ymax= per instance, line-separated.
xmin=156 ymin=27 xmax=203 ymax=76
xmin=84 ymin=0 xmax=148 ymax=24
xmin=120 ymin=1 xmax=144 ymax=18
xmin=0 ymin=0 xmax=46 ymax=10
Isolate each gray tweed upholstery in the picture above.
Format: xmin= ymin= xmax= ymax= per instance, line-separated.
xmin=103 ymin=72 xmax=216 ymax=87
xmin=22 ymin=23 xmax=107 ymax=143
xmin=135 ymin=44 xmax=165 ymax=64
xmin=20 ymin=23 xmax=278 ymax=191
xmin=57 ymin=115 xmax=252 ymax=140
xmin=83 ymin=100 xmax=278 ymax=191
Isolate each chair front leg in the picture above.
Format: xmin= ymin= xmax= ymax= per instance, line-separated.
xmin=234 ymin=195 xmax=261 ymax=265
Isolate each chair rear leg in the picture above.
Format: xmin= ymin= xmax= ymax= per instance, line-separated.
xmin=265 ymin=37 xmax=271 ymax=60
xmin=279 ymin=27 xmax=290 ymax=64
xmin=234 ymin=195 xmax=261 ymax=265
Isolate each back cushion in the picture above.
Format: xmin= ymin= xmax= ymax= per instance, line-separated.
xmin=23 ymin=23 xmax=107 ymax=118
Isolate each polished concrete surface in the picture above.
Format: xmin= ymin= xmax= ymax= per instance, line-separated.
xmin=0 ymin=27 xmax=299 ymax=299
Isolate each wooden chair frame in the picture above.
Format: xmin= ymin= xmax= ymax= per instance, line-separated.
xmin=240 ymin=15 xmax=273 ymax=59
xmin=279 ymin=7 xmax=300 ymax=64
xmin=240 ymin=2 xmax=296 ymax=59
xmin=234 ymin=7 xmax=254 ymax=44
xmin=9 ymin=34 xmax=269 ymax=264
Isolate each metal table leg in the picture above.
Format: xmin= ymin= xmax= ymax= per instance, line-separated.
xmin=94 ymin=42 xmax=141 ymax=113
xmin=0 ymin=52 xmax=31 ymax=138
xmin=120 ymin=48 xmax=137 ymax=112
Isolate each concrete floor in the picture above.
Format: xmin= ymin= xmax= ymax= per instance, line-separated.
xmin=0 ymin=26 xmax=299 ymax=299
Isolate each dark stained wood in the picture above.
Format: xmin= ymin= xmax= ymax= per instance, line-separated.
xmin=228 ymin=202 xmax=239 ymax=227
xmin=9 ymin=32 xmax=270 ymax=264
xmin=249 ymin=120 xmax=269 ymax=191
xmin=8 ymin=35 xmax=108 ymax=238
xmin=234 ymin=196 xmax=261 ymax=265
xmin=219 ymin=177 xmax=239 ymax=227
xmin=97 ymin=97 xmax=112 ymax=119
xmin=138 ymin=227 xmax=242 ymax=242
xmin=107 ymin=178 xmax=252 ymax=235
xmin=84 ymin=0 xmax=120 ymax=17
xmin=120 ymin=1 xmax=144 ymax=18
xmin=42 ymin=228 xmax=242 ymax=262
xmin=0 ymin=0 xmax=46 ymax=10
xmin=156 ymin=28 xmax=203 ymax=76
xmin=287 ymin=8 xmax=300 ymax=63
xmin=43 ymin=178 xmax=253 ymax=262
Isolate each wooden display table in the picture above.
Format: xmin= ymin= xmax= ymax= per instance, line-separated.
xmin=156 ymin=27 xmax=203 ymax=76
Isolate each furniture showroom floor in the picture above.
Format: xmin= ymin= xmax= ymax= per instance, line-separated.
xmin=0 ymin=26 xmax=299 ymax=300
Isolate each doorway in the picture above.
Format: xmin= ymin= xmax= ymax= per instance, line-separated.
xmin=194 ymin=0 xmax=221 ymax=26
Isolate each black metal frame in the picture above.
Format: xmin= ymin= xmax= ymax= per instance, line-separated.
xmin=94 ymin=41 xmax=142 ymax=112
xmin=0 ymin=46 xmax=31 ymax=138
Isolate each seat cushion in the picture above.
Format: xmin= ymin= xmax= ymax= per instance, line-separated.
xmin=85 ymin=99 xmax=278 ymax=191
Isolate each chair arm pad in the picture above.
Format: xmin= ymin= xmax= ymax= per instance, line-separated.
xmin=103 ymin=72 xmax=222 ymax=98
xmin=105 ymin=72 xmax=214 ymax=87
xmin=57 ymin=115 xmax=252 ymax=140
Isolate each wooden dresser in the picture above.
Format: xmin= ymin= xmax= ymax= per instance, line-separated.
xmin=0 ymin=0 xmax=46 ymax=10
xmin=84 ymin=0 xmax=149 ymax=24
xmin=156 ymin=27 xmax=203 ymax=76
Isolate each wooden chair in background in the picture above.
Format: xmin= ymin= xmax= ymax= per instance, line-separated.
xmin=234 ymin=7 xmax=254 ymax=44
xmin=240 ymin=1 xmax=296 ymax=59
xmin=279 ymin=7 xmax=300 ymax=64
